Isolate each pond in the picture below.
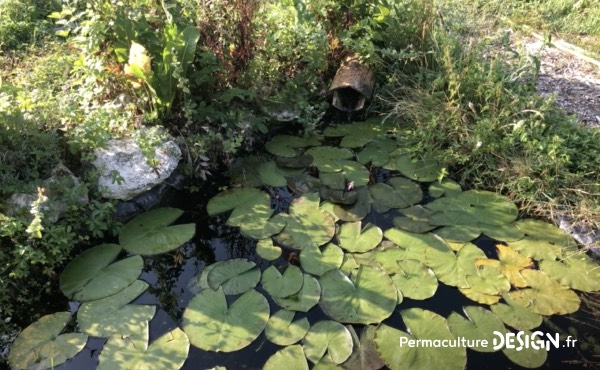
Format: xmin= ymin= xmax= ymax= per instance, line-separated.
xmin=7 ymin=119 xmax=600 ymax=370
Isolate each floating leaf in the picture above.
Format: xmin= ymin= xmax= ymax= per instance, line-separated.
xmin=459 ymin=288 xmax=501 ymax=305
xmin=305 ymin=146 xmax=354 ymax=172
xmin=300 ymin=243 xmax=344 ymax=276
xmin=78 ymin=280 xmax=156 ymax=338
xmin=265 ymin=310 xmax=310 ymax=346
xmin=393 ymin=205 xmax=437 ymax=233
xmin=369 ymin=177 xmax=422 ymax=213
xmin=274 ymin=193 xmax=335 ymax=250
xmin=375 ymin=309 xmax=466 ymax=370
xmin=507 ymin=237 xmax=566 ymax=261
xmin=490 ymin=297 xmax=542 ymax=331
xmin=333 ymin=187 xmax=372 ymax=222
xmin=507 ymin=269 xmax=580 ymax=315
xmin=337 ymin=222 xmax=382 ymax=253
xmin=323 ymin=119 xmax=396 ymax=148
xmin=319 ymin=187 xmax=358 ymax=205
xmin=98 ymin=327 xmax=189 ymax=370
xmin=501 ymin=330 xmax=547 ymax=368
xmin=385 ymin=153 xmax=444 ymax=182
xmin=319 ymin=266 xmax=397 ymax=324
xmin=433 ymin=225 xmax=480 ymax=242
xmin=256 ymin=239 xmax=282 ymax=261
xmin=479 ymin=223 xmax=525 ymax=242
xmin=429 ymin=179 xmax=461 ymax=198
xmin=8 ymin=312 xmax=87 ymax=370
xmin=262 ymin=265 xmax=304 ymax=298
xmin=207 ymin=259 xmax=261 ymax=295
xmin=539 ymin=254 xmax=600 ymax=292
xmin=258 ymin=161 xmax=302 ymax=187
xmin=426 ymin=241 xmax=485 ymax=288
xmin=182 ymin=288 xmax=269 ymax=352
xmin=515 ymin=219 xmax=576 ymax=246
xmin=320 ymin=161 xmax=369 ymax=189
xmin=120 ymin=207 xmax=195 ymax=255
xmin=263 ymin=345 xmax=309 ymax=370
xmin=391 ymin=260 xmax=438 ymax=300
xmin=273 ymin=273 xmax=321 ymax=312
xmin=60 ymin=244 xmax=142 ymax=301
xmin=476 ymin=245 xmax=533 ymax=288
xmin=303 ymin=321 xmax=353 ymax=365
xmin=227 ymin=155 xmax=265 ymax=187
xmin=266 ymin=135 xmax=320 ymax=158
xmin=465 ymin=265 xmax=511 ymax=296
xmin=447 ymin=306 xmax=506 ymax=352
xmin=356 ymin=138 xmax=397 ymax=166
xmin=287 ymin=173 xmax=321 ymax=195
xmin=342 ymin=325 xmax=385 ymax=370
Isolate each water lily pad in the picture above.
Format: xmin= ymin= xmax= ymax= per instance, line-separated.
xmin=323 ymin=119 xmax=396 ymax=148
xmin=273 ymin=273 xmax=321 ymax=312
xmin=385 ymin=153 xmax=444 ymax=182
xmin=515 ymin=219 xmax=576 ymax=246
xmin=320 ymin=201 xmax=340 ymax=222
xmin=447 ymin=306 xmax=506 ymax=352
xmin=507 ymin=237 xmax=566 ymax=261
xmin=476 ymin=245 xmax=533 ymax=288
xmin=507 ymin=269 xmax=580 ymax=315
xmin=374 ymin=309 xmax=467 ymax=370
xmin=60 ymin=244 xmax=141 ymax=301
xmin=266 ymin=135 xmax=320 ymax=158
xmin=539 ymin=254 xmax=600 ymax=292
xmin=258 ymin=161 xmax=302 ymax=187
xmin=356 ymin=138 xmax=397 ymax=166
xmin=459 ymin=288 xmax=501 ymax=305
xmin=300 ymin=243 xmax=344 ymax=276
xmin=337 ymin=222 xmax=382 ymax=253
xmin=320 ymin=161 xmax=369 ymax=190
xmin=319 ymin=187 xmax=358 ymax=205
xmin=333 ymin=187 xmax=372 ymax=222
xmin=393 ymin=206 xmax=437 ymax=233
xmin=276 ymin=154 xmax=314 ymax=168
xmin=98 ymin=327 xmax=189 ymax=370
xmin=391 ymin=260 xmax=438 ymax=300
xmin=8 ymin=312 xmax=88 ymax=370
xmin=429 ymin=179 xmax=462 ymax=198
xmin=369 ymin=177 xmax=422 ymax=213
xmin=256 ymin=239 xmax=282 ymax=261
xmin=305 ymin=146 xmax=354 ymax=172
xmin=501 ymin=330 xmax=547 ymax=368
xmin=274 ymin=193 xmax=335 ymax=250
xmin=120 ymin=207 xmax=195 ymax=255
xmin=265 ymin=310 xmax=310 ymax=346
xmin=182 ymin=287 xmax=269 ymax=352
xmin=479 ymin=223 xmax=525 ymax=242
xmin=490 ymin=297 xmax=542 ymax=331
xmin=287 ymin=173 xmax=321 ymax=195
xmin=426 ymin=242 xmax=486 ymax=288
xmin=228 ymin=155 xmax=265 ymax=187
xmin=262 ymin=265 xmax=304 ymax=298
xmin=263 ymin=345 xmax=309 ymax=370
xmin=319 ymin=266 xmax=397 ymax=324
xmin=78 ymin=280 xmax=156 ymax=338
xmin=207 ymin=259 xmax=261 ymax=295
xmin=433 ymin=225 xmax=481 ymax=242
xmin=465 ymin=265 xmax=511 ymax=295
xmin=303 ymin=321 xmax=353 ymax=364
xmin=342 ymin=325 xmax=385 ymax=370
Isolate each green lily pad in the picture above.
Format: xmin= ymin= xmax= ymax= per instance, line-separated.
xmin=369 ymin=177 xmax=422 ymax=213
xmin=60 ymin=244 xmax=142 ymax=301
xmin=429 ymin=179 xmax=462 ymax=198
xmin=357 ymin=138 xmax=397 ymax=166
xmin=78 ymin=280 xmax=156 ymax=338
xmin=262 ymin=265 xmax=304 ymax=298
xmin=447 ymin=306 xmax=506 ymax=352
xmin=303 ymin=321 xmax=353 ymax=365
xmin=273 ymin=273 xmax=321 ymax=312
xmin=300 ymin=243 xmax=344 ymax=276
xmin=319 ymin=161 xmax=370 ymax=190
xmin=375 ymin=309 xmax=467 ymax=370
xmin=266 ymin=135 xmax=320 ymax=158
xmin=333 ymin=187 xmax=372 ymax=222
xmin=320 ymin=201 xmax=340 ymax=222
xmin=339 ymin=253 xmax=360 ymax=275
xmin=207 ymin=259 xmax=261 ymax=295
xmin=182 ymin=288 xmax=269 ymax=352
xmin=539 ymin=254 xmax=600 ymax=292
xmin=342 ymin=325 xmax=385 ymax=370
xmin=507 ymin=269 xmax=580 ymax=315
xmin=228 ymin=155 xmax=265 ymax=187
xmin=393 ymin=205 xmax=437 ymax=233
xmin=385 ymin=153 xmax=444 ymax=182
xmin=459 ymin=288 xmax=502 ymax=305
xmin=287 ymin=173 xmax=322 ymax=195
xmin=256 ymin=239 xmax=282 ymax=261
xmin=119 ymin=207 xmax=195 ymax=255
xmin=319 ymin=187 xmax=358 ymax=205
xmin=323 ymin=119 xmax=396 ymax=148
xmin=305 ymin=146 xmax=354 ymax=172
xmin=319 ymin=266 xmax=397 ymax=324
xmin=466 ymin=265 xmax=511 ymax=295
xmin=507 ymin=237 xmax=567 ymax=261
xmin=8 ymin=312 xmax=88 ymax=370
xmin=265 ymin=310 xmax=310 ymax=346
xmin=490 ymin=297 xmax=542 ymax=331
xmin=501 ymin=330 xmax=548 ymax=368
xmin=263 ymin=345 xmax=309 ymax=370
xmin=337 ymin=222 xmax=382 ymax=253
xmin=433 ymin=225 xmax=481 ymax=242
xmin=274 ymin=193 xmax=335 ymax=250
xmin=426 ymin=241 xmax=485 ymax=288
xmin=258 ymin=161 xmax=302 ymax=187
xmin=515 ymin=219 xmax=576 ymax=246
xmin=476 ymin=244 xmax=533 ymax=288
xmin=391 ymin=260 xmax=438 ymax=300
xmin=479 ymin=223 xmax=525 ymax=242
xmin=98 ymin=327 xmax=189 ymax=370
xmin=276 ymin=154 xmax=314 ymax=168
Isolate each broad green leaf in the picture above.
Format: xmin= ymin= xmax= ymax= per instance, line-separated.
xmin=385 ymin=153 xmax=443 ymax=182
xmin=319 ymin=161 xmax=369 ymax=189
xmin=256 ymin=239 xmax=282 ymax=261
xmin=515 ymin=219 xmax=576 ymax=246
xmin=276 ymin=154 xmax=314 ymax=168
xmin=8 ymin=312 xmax=87 ymax=370
xmin=391 ymin=260 xmax=438 ymax=300
xmin=333 ymin=187 xmax=372 ymax=222
xmin=476 ymin=245 xmax=533 ymax=288
xmin=258 ymin=161 xmax=302 ymax=187
xmin=501 ymin=330 xmax=547 ymax=368
xmin=342 ymin=325 xmax=385 ymax=370
xmin=507 ymin=237 xmax=567 ymax=261
xmin=265 ymin=310 xmax=309 ymax=346
xmin=507 ymin=269 xmax=580 ymax=315
xmin=479 ymin=223 xmax=525 ymax=242
xmin=300 ymin=243 xmax=344 ymax=276
xmin=228 ymin=156 xmax=265 ymax=187
xmin=337 ymin=222 xmax=382 ymax=253
xmin=182 ymin=288 xmax=269 ymax=352
xmin=319 ymin=266 xmax=397 ymax=324
xmin=78 ymin=280 xmax=156 ymax=338
xmin=319 ymin=187 xmax=358 ymax=205
xmin=207 ymin=259 xmax=261 ymax=295
xmin=357 ymin=138 xmax=397 ymax=166
xmin=98 ymin=327 xmax=189 ymax=370
xmin=459 ymin=288 xmax=501 ymax=305
xmin=375 ymin=309 xmax=466 ymax=370
xmin=320 ymin=201 xmax=340 ymax=222
xmin=433 ymin=225 xmax=480 ymax=242
xmin=287 ymin=173 xmax=321 ymax=195
xmin=273 ymin=273 xmax=321 ymax=312
xmin=429 ymin=179 xmax=461 ymax=198
xmin=261 ymin=265 xmax=304 ymax=298
xmin=393 ymin=205 xmax=437 ymax=233
xmin=465 ymin=265 xmax=511 ymax=295
xmin=447 ymin=306 xmax=506 ymax=352
xmin=303 ymin=321 xmax=353 ymax=364
xmin=369 ymin=177 xmax=422 ymax=213
xmin=323 ymin=119 xmax=396 ymax=148
xmin=266 ymin=135 xmax=320 ymax=158
xmin=305 ymin=146 xmax=354 ymax=172
xmin=456 ymin=190 xmax=518 ymax=225
xmin=539 ymin=254 xmax=600 ymax=292
xmin=120 ymin=208 xmax=195 ymax=255
xmin=426 ymin=242 xmax=485 ymax=288
xmin=263 ymin=345 xmax=309 ymax=370
xmin=490 ymin=297 xmax=542 ymax=331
